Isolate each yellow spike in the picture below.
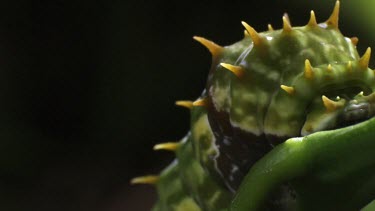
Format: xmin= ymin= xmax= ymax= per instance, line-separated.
xmin=267 ymin=24 xmax=274 ymax=31
xmin=357 ymin=91 xmax=364 ymax=97
xmin=283 ymin=13 xmax=291 ymax=23
xmin=280 ymin=85 xmax=295 ymax=95
xmin=130 ymin=175 xmax=159 ymax=185
xmin=347 ymin=61 xmax=353 ymax=73
xmin=359 ymin=47 xmax=371 ymax=69
xmin=193 ymin=36 xmax=223 ymax=57
xmin=322 ymin=95 xmax=340 ymax=112
xmin=241 ymin=21 xmax=262 ymax=46
xmin=175 ymin=100 xmax=193 ymax=109
xmin=193 ymin=98 xmax=208 ymax=107
xmin=327 ymin=64 xmax=333 ymax=72
xmin=153 ymin=142 xmax=180 ymax=151
xmin=282 ymin=15 xmax=292 ymax=32
xmin=308 ymin=10 xmax=317 ymax=26
xmin=326 ymin=0 xmax=340 ymax=28
xmin=220 ymin=63 xmax=245 ymax=78
xmin=304 ymin=59 xmax=314 ymax=79
xmin=350 ymin=37 xmax=359 ymax=46
xmin=244 ymin=30 xmax=249 ymax=37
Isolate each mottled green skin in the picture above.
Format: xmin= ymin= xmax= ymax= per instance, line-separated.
xmin=153 ymin=107 xmax=232 ymax=211
xmin=153 ymin=110 xmax=375 ymax=211
xmin=209 ymin=24 xmax=372 ymax=137
xmin=152 ymin=161 xmax=201 ymax=211
xmin=204 ymin=22 xmax=375 ymax=191
xmin=152 ymin=12 xmax=375 ymax=211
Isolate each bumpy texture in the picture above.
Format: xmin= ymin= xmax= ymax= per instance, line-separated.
xmin=132 ymin=1 xmax=375 ymax=210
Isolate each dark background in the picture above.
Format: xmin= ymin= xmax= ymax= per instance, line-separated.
xmin=0 ymin=0 xmax=372 ymax=210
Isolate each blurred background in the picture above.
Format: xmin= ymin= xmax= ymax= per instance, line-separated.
xmin=0 ymin=0 xmax=373 ymax=210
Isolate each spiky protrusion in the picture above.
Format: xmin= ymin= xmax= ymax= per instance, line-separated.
xmin=220 ymin=63 xmax=245 ymax=78
xmin=175 ymin=100 xmax=193 ymax=109
xmin=193 ymin=98 xmax=209 ymax=107
xmin=307 ymin=10 xmax=317 ymax=26
xmin=327 ymin=64 xmax=333 ymax=72
xmin=322 ymin=95 xmax=341 ymax=112
xmin=280 ymin=85 xmax=295 ymax=95
xmin=357 ymin=91 xmax=364 ymax=97
xmin=304 ymin=59 xmax=314 ymax=79
xmin=241 ymin=21 xmax=262 ymax=46
xmin=193 ymin=36 xmax=223 ymax=57
xmin=359 ymin=47 xmax=371 ymax=69
xmin=267 ymin=24 xmax=274 ymax=31
xmin=282 ymin=15 xmax=292 ymax=32
xmin=131 ymin=175 xmax=159 ymax=185
xmin=244 ymin=30 xmax=249 ymax=38
xmin=351 ymin=37 xmax=359 ymax=46
xmin=153 ymin=142 xmax=180 ymax=151
xmin=326 ymin=0 xmax=340 ymax=28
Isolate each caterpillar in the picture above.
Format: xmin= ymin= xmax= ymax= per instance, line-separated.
xmin=132 ymin=1 xmax=375 ymax=210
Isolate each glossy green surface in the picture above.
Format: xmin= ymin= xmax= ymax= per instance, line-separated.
xmin=231 ymin=117 xmax=375 ymax=210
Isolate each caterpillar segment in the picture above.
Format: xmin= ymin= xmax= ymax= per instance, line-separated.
xmin=152 ymin=106 xmax=233 ymax=211
xmin=133 ymin=1 xmax=375 ymax=210
xmin=203 ymin=0 xmax=375 ymax=191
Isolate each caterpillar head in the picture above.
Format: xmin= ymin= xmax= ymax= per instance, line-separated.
xmin=303 ymin=88 xmax=375 ymax=135
xmin=192 ymin=0 xmax=375 ymax=190
xmin=299 ymin=47 xmax=375 ymax=135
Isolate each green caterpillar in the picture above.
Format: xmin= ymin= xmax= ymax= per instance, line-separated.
xmin=132 ymin=1 xmax=375 ymax=210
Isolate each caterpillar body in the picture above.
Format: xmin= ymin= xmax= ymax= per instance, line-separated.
xmin=132 ymin=1 xmax=375 ymax=210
